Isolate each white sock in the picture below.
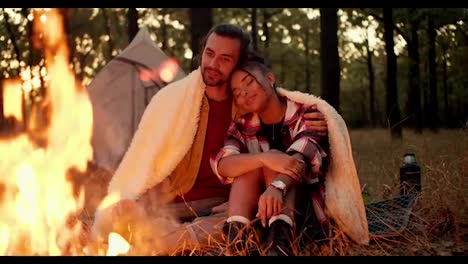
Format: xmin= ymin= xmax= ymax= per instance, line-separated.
xmin=268 ymin=214 xmax=293 ymax=227
xmin=226 ymin=215 xmax=250 ymax=225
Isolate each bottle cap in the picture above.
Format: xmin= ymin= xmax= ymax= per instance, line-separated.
xmin=403 ymin=153 xmax=417 ymax=164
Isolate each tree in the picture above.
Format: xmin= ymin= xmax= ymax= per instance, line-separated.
xmin=189 ymin=8 xmax=213 ymax=70
xmin=320 ymin=8 xmax=341 ymax=112
xmin=426 ymin=15 xmax=438 ymax=131
xmin=261 ymin=8 xmax=282 ymax=57
xmin=383 ymin=8 xmax=402 ymax=138
xmin=101 ymin=9 xmax=115 ymax=61
xmin=407 ymin=8 xmax=423 ymax=133
xmin=251 ymin=8 xmax=258 ymax=51
xmin=2 ymin=9 xmax=22 ymax=62
xmin=365 ymin=27 xmax=376 ymax=127
xmin=363 ymin=8 xmax=423 ymax=132
xmin=127 ymin=8 xmax=139 ymax=43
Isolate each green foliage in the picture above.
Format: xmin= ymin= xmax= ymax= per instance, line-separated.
xmin=0 ymin=8 xmax=466 ymax=128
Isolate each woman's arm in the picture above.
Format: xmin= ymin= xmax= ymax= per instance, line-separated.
xmin=217 ymin=150 xmax=304 ymax=180
xmin=217 ymin=152 xmax=264 ymax=179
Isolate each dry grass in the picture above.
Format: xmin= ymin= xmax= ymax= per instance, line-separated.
xmin=342 ymin=128 xmax=467 ymax=256
xmin=165 ymin=128 xmax=467 ymax=256
xmin=77 ymin=128 xmax=467 ymax=256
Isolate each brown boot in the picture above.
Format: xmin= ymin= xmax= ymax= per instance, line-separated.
xmin=264 ymin=220 xmax=295 ymax=256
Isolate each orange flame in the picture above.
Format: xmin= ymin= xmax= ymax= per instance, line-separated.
xmin=2 ymin=79 xmax=23 ymax=121
xmin=106 ymin=232 xmax=130 ymax=256
xmin=0 ymin=9 xmax=92 ymax=255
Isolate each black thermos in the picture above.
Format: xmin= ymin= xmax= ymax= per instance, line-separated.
xmin=400 ymin=153 xmax=421 ymax=196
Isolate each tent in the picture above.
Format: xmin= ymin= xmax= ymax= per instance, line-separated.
xmin=87 ymin=28 xmax=186 ymax=173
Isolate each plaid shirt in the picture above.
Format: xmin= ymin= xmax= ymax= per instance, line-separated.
xmin=210 ymin=97 xmax=330 ymax=225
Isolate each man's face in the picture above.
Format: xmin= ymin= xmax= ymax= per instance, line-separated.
xmin=200 ymin=33 xmax=241 ymax=87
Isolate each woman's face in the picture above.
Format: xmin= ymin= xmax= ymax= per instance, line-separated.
xmin=230 ymin=69 xmax=274 ymax=113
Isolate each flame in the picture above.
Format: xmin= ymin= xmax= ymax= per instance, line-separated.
xmin=0 ymin=9 xmax=93 ymax=255
xmin=97 ymin=192 xmax=120 ymax=211
xmin=106 ymin=232 xmax=130 ymax=256
xmin=2 ymin=79 xmax=23 ymax=121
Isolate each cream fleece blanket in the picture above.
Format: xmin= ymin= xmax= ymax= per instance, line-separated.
xmin=92 ymin=69 xmax=369 ymax=245
xmin=277 ymin=88 xmax=369 ymax=245
xmin=92 ymin=68 xmax=206 ymax=237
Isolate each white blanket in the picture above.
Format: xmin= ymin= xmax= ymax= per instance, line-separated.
xmin=277 ymin=88 xmax=369 ymax=245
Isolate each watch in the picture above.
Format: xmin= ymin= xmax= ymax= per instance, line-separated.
xmin=270 ymin=180 xmax=287 ymax=196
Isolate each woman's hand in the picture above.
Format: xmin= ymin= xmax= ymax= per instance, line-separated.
xmin=260 ymin=150 xmax=305 ymax=181
xmin=256 ymin=186 xmax=284 ymax=227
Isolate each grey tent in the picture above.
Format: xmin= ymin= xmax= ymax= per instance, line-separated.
xmin=87 ymin=28 xmax=186 ymax=173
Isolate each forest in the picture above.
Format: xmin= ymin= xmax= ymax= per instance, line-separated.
xmin=0 ymin=8 xmax=467 ymax=137
xmin=0 ymin=8 xmax=466 ymax=256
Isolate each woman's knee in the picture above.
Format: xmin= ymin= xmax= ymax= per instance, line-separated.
xmin=232 ymin=168 xmax=263 ymax=186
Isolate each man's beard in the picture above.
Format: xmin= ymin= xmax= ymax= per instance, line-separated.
xmin=201 ymin=67 xmax=227 ymax=87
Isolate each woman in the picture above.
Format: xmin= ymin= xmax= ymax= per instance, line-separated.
xmin=210 ymin=55 xmax=328 ymax=256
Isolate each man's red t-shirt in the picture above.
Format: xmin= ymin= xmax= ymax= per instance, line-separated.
xmin=174 ymin=95 xmax=232 ymax=202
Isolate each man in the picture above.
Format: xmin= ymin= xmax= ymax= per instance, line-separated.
xmin=92 ymin=24 xmax=328 ymax=254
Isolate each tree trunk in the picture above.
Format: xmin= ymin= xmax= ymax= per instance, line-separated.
xmin=361 ymin=78 xmax=368 ymax=125
xmin=2 ymin=9 xmax=22 ymax=63
xmin=59 ymin=9 xmax=74 ymax=66
xmin=102 ymin=9 xmax=115 ymax=61
xmin=383 ymin=8 xmax=402 ymax=138
xmin=160 ymin=9 xmax=168 ymax=52
xmin=442 ymin=47 xmax=449 ymax=126
xmin=21 ymin=8 xmax=34 ymax=66
xmin=407 ymin=16 xmax=423 ymax=133
xmin=189 ymin=8 xmax=213 ymax=70
xmin=251 ymin=8 xmax=258 ymax=51
xmin=304 ymin=28 xmax=311 ymax=93
xmin=280 ymin=51 xmax=286 ymax=85
xmin=127 ymin=8 xmax=139 ymax=44
xmin=366 ymin=30 xmax=376 ymax=128
xmin=427 ymin=15 xmax=438 ymax=131
xmin=262 ymin=10 xmax=270 ymax=56
xmin=294 ymin=69 xmax=300 ymax=91
xmin=320 ymin=8 xmax=340 ymax=112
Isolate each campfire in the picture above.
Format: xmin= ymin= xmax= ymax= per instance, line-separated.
xmin=0 ymin=9 xmax=131 ymax=256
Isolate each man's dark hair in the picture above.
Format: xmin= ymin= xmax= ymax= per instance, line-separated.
xmin=192 ymin=24 xmax=252 ymax=69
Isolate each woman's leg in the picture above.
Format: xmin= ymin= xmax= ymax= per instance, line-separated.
xmin=228 ymin=168 xmax=263 ymax=219
xmin=262 ymin=167 xmax=297 ymax=256
xmin=262 ymin=167 xmax=297 ymax=219
xmin=223 ymin=169 xmax=264 ymax=255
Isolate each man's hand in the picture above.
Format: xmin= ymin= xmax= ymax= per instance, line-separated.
xmin=112 ymin=199 xmax=146 ymax=223
xmin=260 ymin=150 xmax=305 ymax=181
xmin=303 ymin=105 xmax=327 ymax=137
xmin=256 ymin=186 xmax=284 ymax=227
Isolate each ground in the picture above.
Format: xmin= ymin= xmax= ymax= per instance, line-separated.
xmin=77 ymin=128 xmax=467 ymax=256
